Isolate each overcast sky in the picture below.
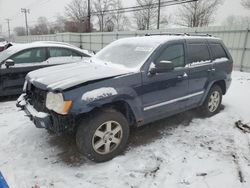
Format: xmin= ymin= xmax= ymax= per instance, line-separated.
xmin=0 ymin=0 xmax=250 ymax=35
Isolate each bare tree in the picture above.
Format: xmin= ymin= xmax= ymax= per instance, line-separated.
xmin=50 ymin=15 xmax=67 ymax=33
xmin=30 ymin=17 xmax=50 ymax=35
xmin=65 ymin=0 xmax=87 ymax=22
xmin=65 ymin=0 xmax=92 ymax=32
xmin=134 ymin=0 xmax=158 ymax=30
xmin=242 ymin=0 xmax=250 ymax=9
xmin=14 ymin=27 xmax=26 ymax=36
xmin=93 ymin=0 xmax=114 ymax=32
xmin=110 ymin=0 xmax=130 ymax=31
xmin=159 ymin=14 xmax=171 ymax=29
xmin=223 ymin=15 xmax=250 ymax=26
xmin=176 ymin=0 xmax=222 ymax=27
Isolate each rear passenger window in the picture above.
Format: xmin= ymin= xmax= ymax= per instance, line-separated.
xmin=210 ymin=44 xmax=228 ymax=60
xmin=187 ymin=44 xmax=210 ymax=63
xmin=156 ymin=44 xmax=185 ymax=68
xmin=49 ymin=48 xmax=73 ymax=57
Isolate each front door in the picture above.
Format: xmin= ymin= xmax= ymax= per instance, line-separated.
xmin=141 ymin=41 xmax=189 ymax=123
xmin=0 ymin=47 xmax=48 ymax=96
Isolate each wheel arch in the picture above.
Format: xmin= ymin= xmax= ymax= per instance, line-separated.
xmin=76 ymin=100 xmax=138 ymax=128
xmin=200 ymin=79 xmax=226 ymax=106
xmin=213 ymin=80 xmax=226 ymax=95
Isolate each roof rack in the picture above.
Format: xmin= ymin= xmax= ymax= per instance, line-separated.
xmin=145 ymin=32 xmax=213 ymax=37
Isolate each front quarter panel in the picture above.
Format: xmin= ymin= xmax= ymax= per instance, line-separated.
xmin=63 ymin=72 xmax=143 ymax=122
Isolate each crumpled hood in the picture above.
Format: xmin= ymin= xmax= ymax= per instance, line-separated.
xmin=26 ymin=61 xmax=133 ymax=91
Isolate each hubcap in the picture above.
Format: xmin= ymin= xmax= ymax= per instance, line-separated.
xmin=92 ymin=121 xmax=123 ymax=155
xmin=208 ymin=91 xmax=220 ymax=112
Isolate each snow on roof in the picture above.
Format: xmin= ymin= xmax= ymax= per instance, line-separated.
xmin=116 ymin=35 xmax=220 ymax=46
xmin=6 ymin=41 xmax=91 ymax=55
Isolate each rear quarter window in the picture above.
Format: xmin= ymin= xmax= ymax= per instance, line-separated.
xmin=209 ymin=43 xmax=228 ymax=60
xmin=187 ymin=43 xmax=210 ymax=63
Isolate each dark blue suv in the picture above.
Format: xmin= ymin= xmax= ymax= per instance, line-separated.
xmin=17 ymin=34 xmax=233 ymax=162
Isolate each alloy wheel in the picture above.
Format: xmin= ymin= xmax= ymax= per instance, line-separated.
xmin=208 ymin=91 xmax=220 ymax=112
xmin=92 ymin=121 xmax=123 ymax=155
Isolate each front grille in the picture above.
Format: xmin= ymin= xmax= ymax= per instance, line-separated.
xmin=26 ymin=83 xmax=74 ymax=133
xmin=27 ymin=85 xmax=47 ymax=112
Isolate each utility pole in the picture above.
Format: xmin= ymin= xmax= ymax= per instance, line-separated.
xmin=87 ymin=0 xmax=91 ymax=32
xmin=157 ymin=0 xmax=161 ymax=29
xmin=5 ymin=19 xmax=11 ymax=39
xmin=21 ymin=8 xmax=30 ymax=36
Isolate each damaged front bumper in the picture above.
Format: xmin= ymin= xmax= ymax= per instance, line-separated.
xmin=16 ymin=94 xmax=52 ymax=129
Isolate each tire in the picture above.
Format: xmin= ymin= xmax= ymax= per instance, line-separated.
xmin=200 ymin=84 xmax=223 ymax=117
xmin=76 ymin=109 xmax=130 ymax=162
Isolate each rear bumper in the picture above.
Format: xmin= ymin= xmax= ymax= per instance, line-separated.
xmin=16 ymin=94 xmax=52 ymax=129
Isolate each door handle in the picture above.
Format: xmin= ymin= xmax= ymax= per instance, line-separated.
xmin=207 ymin=68 xmax=215 ymax=72
xmin=177 ymin=72 xmax=188 ymax=79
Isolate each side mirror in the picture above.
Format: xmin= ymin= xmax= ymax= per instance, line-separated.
xmin=149 ymin=61 xmax=174 ymax=74
xmin=5 ymin=59 xmax=15 ymax=68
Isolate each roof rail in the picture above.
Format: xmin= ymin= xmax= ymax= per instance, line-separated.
xmin=145 ymin=32 xmax=213 ymax=37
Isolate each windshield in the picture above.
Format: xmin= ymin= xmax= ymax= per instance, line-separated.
xmin=0 ymin=45 xmax=23 ymax=63
xmin=94 ymin=38 xmax=159 ymax=68
xmin=0 ymin=38 xmax=5 ymax=42
xmin=0 ymin=50 xmax=11 ymax=63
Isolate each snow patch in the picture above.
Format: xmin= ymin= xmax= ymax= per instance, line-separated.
xmin=213 ymin=57 xmax=229 ymax=63
xmin=190 ymin=60 xmax=211 ymax=66
xmin=82 ymin=87 xmax=118 ymax=102
xmin=1 ymin=71 xmax=250 ymax=188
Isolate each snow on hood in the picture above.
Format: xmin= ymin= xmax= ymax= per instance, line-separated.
xmin=26 ymin=60 xmax=133 ymax=91
xmin=82 ymin=87 xmax=118 ymax=102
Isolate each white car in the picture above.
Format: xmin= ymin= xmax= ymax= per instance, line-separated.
xmin=0 ymin=41 xmax=91 ymax=96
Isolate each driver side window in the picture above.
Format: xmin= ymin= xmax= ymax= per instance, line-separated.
xmin=156 ymin=44 xmax=185 ymax=68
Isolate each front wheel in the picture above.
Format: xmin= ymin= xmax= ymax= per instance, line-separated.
xmin=200 ymin=85 xmax=223 ymax=117
xmin=76 ymin=109 xmax=130 ymax=162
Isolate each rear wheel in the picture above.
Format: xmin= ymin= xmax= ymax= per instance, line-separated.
xmin=76 ymin=109 xmax=129 ymax=162
xmin=201 ymin=85 xmax=222 ymax=117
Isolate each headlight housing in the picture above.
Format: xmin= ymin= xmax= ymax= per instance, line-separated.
xmin=46 ymin=92 xmax=72 ymax=115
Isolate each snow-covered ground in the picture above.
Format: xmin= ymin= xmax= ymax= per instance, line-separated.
xmin=0 ymin=71 xmax=250 ymax=188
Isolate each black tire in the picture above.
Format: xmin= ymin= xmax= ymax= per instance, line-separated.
xmin=200 ymin=84 xmax=223 ymax=117
xmin=76 ymin=109 xmax=130 ymax=162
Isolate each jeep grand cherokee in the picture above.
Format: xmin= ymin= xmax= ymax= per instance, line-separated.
xmin=17 ymin=34 xmax=233 ymax=162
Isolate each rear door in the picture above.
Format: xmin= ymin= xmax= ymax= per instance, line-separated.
xmin=186 ymin=39 xmax=213 ymax=107
xmin=0 ymin=47 xmax=48 ymax=96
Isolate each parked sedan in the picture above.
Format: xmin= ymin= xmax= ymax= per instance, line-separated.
xmin=0 ymin=41 xmax=91 ymax=97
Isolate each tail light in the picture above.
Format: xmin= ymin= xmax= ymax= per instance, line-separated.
xmin=229 ymin=63 xmax=233 ymax=73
